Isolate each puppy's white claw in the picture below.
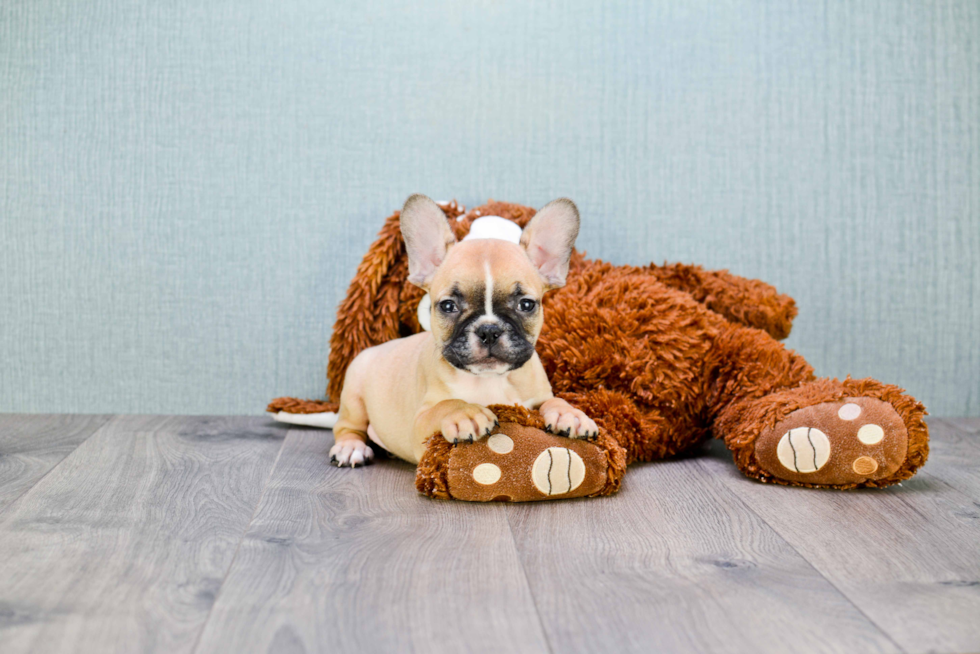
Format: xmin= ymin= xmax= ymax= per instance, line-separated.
xmin=329 ymin=440 xmax=374 ymax=468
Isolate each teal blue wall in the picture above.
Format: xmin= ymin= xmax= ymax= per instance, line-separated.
xmin=2 ymin=1 xmax=978 ymax=415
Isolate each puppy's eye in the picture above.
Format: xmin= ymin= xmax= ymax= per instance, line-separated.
xmin=439 ymin=300 xmax=458 ymax=314
xmin=519 ymin=298 xmax=537 ymax=312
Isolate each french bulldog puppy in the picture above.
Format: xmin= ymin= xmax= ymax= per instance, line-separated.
xmin=330 ymin=194 xmax=598 ymax=467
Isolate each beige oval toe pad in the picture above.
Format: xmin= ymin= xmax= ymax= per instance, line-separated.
xmin=531 ymin=447 xmax=586 ymax=495
xmin=776 ymin=427 xmax=831 ymax=473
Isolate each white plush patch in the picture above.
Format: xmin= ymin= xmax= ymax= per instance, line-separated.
xmin=472 ymin=463 xmax=502 ymax=485
xmin=273 ymin=411 xmax=337 ymax=429
xmin=857 ymin=423 xmax=885 ymax=445
xmin=463 ymin=216 xmax=522 ymax=244
xmin=838 ymin=403 xmax=862 ymax=421
xmin=531 ymin=447 xmax=585 ymax=495
xmin=487 ymin=433 xmax=514 ymax=454
xmin=852 ymin=456 xmax=879 ymax=475
xmin=417 ymin=293 xmax=431 ymax=331
xmin=776 ymin=427 xmax=831 ymax=473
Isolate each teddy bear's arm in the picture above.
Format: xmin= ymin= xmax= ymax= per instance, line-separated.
xmin=646 ymin=263 xmax=797 ymax=340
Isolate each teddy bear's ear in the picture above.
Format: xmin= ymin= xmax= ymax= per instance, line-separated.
xmin=520 ymin=198 xmax=580 ymax=289
xmin=400 ymin=194 xmax=457 ymax=288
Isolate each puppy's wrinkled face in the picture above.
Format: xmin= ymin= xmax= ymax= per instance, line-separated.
xmin=428 ymin=240 xmax=545 ymax=374
xmin=400 ymin=193 xmax=579 ymax=376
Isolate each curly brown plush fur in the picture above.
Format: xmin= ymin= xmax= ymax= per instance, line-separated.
xmin=269 ymin=199 xmax=929 ymax=496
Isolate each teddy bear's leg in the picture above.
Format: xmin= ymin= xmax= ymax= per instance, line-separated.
xmin=708 ymin=326 xmax=929 ymax=489
xmin=645 ymin=262 xmax=798 ymax=340
xmin=556 ymin=388 xmax=709 ymax=463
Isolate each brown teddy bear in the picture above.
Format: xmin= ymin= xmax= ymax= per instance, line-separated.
xmin=269 ymin=200 xmax=929 ymax=501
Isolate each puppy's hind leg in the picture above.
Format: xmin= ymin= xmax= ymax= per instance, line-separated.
xmin=331 ymin=378 xmax=375 ymax=468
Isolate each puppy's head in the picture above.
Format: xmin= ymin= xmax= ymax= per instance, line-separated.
xmin=400 ymin=194 xmax=579 ymax=375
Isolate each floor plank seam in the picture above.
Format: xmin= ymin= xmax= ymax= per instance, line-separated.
xmin=505 ymin=510 xmax=555 ymax=654
xmin=692 ymin=457 xmax=909 ymax=654
xmin=188 ymin=426 xmax=290 ymax=654
xmin=0 ymin=414 xmax=114 ymax=520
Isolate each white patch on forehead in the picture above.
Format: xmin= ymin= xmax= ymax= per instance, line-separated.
xmin=484 ymin=260 xmax=495 ymax=318
xmin=463 ymin=216 xmax=522 ymax=244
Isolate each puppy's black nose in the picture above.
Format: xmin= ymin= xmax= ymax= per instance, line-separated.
xmin=475 ymin=323 xmax=503 ymax=346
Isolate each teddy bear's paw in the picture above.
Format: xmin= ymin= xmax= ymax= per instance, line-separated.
xmin=753 ymin=397 xmax=909 ymax=487
xmin=444 ymin=423 xmax=611 ymax=501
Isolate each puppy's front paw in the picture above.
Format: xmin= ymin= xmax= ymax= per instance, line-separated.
xmin=441 ymin=404 xmax=498 ymax=445
xmin=542 ymin=406 xmax=599 ymax=440
xmin=330 ymin=439 xmax=375 ymax=468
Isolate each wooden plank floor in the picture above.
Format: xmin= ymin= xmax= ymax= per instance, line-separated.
xmin=0 ymin=415 xmax=977 ymax=654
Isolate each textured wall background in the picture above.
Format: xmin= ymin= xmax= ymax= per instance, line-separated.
xmin=1 ymin=0 xmax=978 ymax=416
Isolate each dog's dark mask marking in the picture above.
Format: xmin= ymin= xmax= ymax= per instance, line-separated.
xmin=440 ymin=280 xmax=537 ymax=372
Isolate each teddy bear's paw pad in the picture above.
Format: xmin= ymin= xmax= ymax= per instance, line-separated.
xmin=531 ymin=447 xmax=587 ymax=496
xmin=445 ymin=423 xmax=608 ymax=501
xmin=754 ymin=397 xmax=908 ymax=486
xmin=775 ymin=427 xmax=831 ymax=473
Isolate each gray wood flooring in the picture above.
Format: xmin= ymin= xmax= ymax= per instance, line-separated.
xmin=0 ymin=415 xmax=977 ymax=654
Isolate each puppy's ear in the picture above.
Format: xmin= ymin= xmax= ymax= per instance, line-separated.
xmin=400 ymin=194 xmax=457 ymax=288
xmin=520 ymin=198 xmax=580 ymax=289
